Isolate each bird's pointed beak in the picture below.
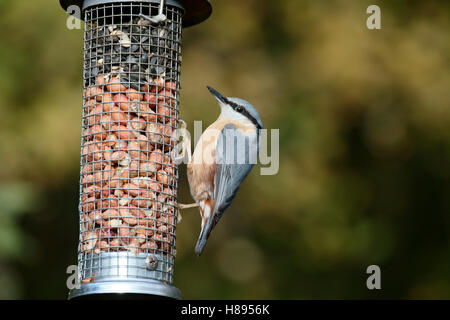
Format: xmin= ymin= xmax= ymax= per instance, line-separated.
xmin=207 ymin=86 xmax=227 ymax=104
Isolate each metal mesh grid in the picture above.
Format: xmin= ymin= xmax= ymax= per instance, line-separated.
xmin=78 ymin=1 xmax=182 ymax=286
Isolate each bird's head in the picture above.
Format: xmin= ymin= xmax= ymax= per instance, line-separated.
xmin=207 ymin=86 xmax=263 ymax=130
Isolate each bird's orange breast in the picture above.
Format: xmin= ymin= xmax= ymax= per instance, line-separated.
xmin=187 ymin=118 xmax=255 ymax=203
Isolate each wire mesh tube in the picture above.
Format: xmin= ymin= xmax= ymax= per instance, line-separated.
xmin=70 ymin=1 xmax=183 ymax=299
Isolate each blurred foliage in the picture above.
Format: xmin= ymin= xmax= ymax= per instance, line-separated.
xmin=0 ymin=0 xmax=449 ymax=299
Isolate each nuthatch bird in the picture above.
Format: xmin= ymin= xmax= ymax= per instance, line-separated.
xmin=180 ymin=86 xmax=263 ymax=256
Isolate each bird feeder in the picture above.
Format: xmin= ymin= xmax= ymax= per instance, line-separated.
xmin=60 ymin=0 xmax=211 ymax=300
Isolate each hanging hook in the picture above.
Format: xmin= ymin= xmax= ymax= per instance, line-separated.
xmin=139 ymin=0 xmax=167 ymax=24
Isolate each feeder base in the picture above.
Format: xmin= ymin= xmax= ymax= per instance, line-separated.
xmin=69 ymin=279 xmax=181 ymax=300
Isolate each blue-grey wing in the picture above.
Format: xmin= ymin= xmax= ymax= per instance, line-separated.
xmin=194 ymin=124 xmax=259 ymax=255
xmin=211 ymin=124 xmax=257 ymax=227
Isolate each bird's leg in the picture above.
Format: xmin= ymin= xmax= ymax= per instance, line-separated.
xmin=177 ymin=203 xmax=199 ymax=223
xmin=178 ymin=203 xmax=200 ymax=210
xmin=175 ymin=118 xmax=195 ymax=224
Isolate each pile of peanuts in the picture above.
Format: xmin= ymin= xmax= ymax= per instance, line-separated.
xmin=79 ymin=73 xmax=179 ymax=257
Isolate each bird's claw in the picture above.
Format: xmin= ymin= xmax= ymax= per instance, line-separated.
xmin=170 ymin=118 xmax=192 ymax=164
xmin=178 ymin=119 xmax=187 ymax=130
xmin=177 ymin=203 xmax=199 ymax=223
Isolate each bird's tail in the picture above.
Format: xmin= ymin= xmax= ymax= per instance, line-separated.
xmin=195 ymin=199 xmax=214 ymax=256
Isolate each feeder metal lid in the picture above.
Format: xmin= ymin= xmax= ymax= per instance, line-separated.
xmin=59 ymin=0 xmax=212 ymax=27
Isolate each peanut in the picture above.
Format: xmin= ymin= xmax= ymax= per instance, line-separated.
xmin=94 ymin=240 xmax=109 ymax=254
xmin=127 ymin=238 xmax=139 ymax=255
xmin=138 ymin=134 xmax=153 ymax=152
xmin=110 ymin=106 xmax=128 ymax=123
xmin=102 ymin=93 xmax=114 ymax=112
xmin=127 ymin=141 xmax=141 ymax=159
xmin=101 ymin=209 xmax=120 ymax=219
xmin=126 ymin=88 xmax=142 ymax=101
xmin=113 ymin=189 xmax=124 ymax=198
xmin=136 ymin=233 xmax=147 ymax=244
xmin=106 ymin=76 xmax=126 ymax=93
xmin=118 ymin=226 xmax=130 ymax=238
xmin=144 ymin=93 xmax=157 ymax=106
xmin=108 ymin=178 xmax=122 ymax=189
xmin=136 ymin=226 xmax=155 ymax=238
xmin=89 ymin=125 xmax=106 ymax=141
xmin=88 ymin=210 xmax=102 ymax=223
xmin=82 ymin=197 xmax=98 ymax=212
xmin=109 ymin=238 xmax=120 ymax=250
xmin=96 ymin=74 xmax=109 ymax=87
xmin=85 ymin=86 xmax=103 ymax=102
xmin=150 ymin=149 xmax=163 ymax=167
xmin=86 ymin=104 xmax=103 ymax=124
xmin=153 ymin=77 xmax=165 ymax=92
xmin=120 ymin=208 xmax=138 ymax=226
xmin=156 ymin=103 xmax=174 ymax=124
xmin=85 ymin=185 xmax=102 ymax=198
xmin=123 ymin=183 xmax=140 ymax=197
xmin=111 ymin=151 xmax=127 ymax=162
xmin=131 ymin=197 xmax=153 ymax=209
xmin=101 ymin=198 xmax=118 ymax=208
xmin=141 ymin=83 xmax=150 ymax=93
xmin=86 ymin=99 xmax=97 ymax=107
xmin=142 ymin=103 xmax=158 ymax=122
xmin=141 ymin=190 xmax=158 ymax=202
xmin=113 ymin=93 xmax=130 ymax=111
xmin=130 ymin=117 xmax=146 ymax=131
xmin=140 ymin=241 xmax=158 ymax=252
xmin=105 ymin=134 xmax=118 ymax=149
xmin=118 ymin=168 xmax=131 ymax=179
xmin=139 ymin=161 xmax=157 ymax=175
xmin=114 ymin=139 xmax=128 ymax=151
xmin=165 ymin=81 xmax=177 ymax=92
xmin=129 ymin=160 xmax=140 ymax=177
xmin=81 ymin=163 xmax=101 ymax=175
xmin=83 ymin=231 xmax=98 ymax=252
xmin=104 ymin=219 xmax=122 ymax=228
xmin=159 ymin=124 xmax=174 ymax=146
xmin=117 ymin=125 xmax=137 ymax=139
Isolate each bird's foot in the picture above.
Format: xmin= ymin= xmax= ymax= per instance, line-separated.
xmin=170 ymin=119 xmax=192 ymax=164
xmin=179 ymin=203 xmax=200 ymax=210
xmin=177 ymin=203 xmax=199 ymax=223
xmin=178 ymin=118 xmax=187 ymax=130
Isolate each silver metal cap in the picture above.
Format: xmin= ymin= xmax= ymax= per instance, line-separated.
xmin=59 ymin=0 xmax=212 ymax=27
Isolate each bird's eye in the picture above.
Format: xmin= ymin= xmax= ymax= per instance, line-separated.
xmin=236 ymin=106 xmax=244 ymax=113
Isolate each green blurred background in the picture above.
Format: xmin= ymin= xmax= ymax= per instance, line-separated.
xmin=0 ymin=0 xmax=449 ymax=299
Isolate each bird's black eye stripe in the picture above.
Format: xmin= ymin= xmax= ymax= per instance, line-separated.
xmin=244 ymin=112 xmax=262 ymax=130
xmin=226 ymin=99 xmax=262 ymax=130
